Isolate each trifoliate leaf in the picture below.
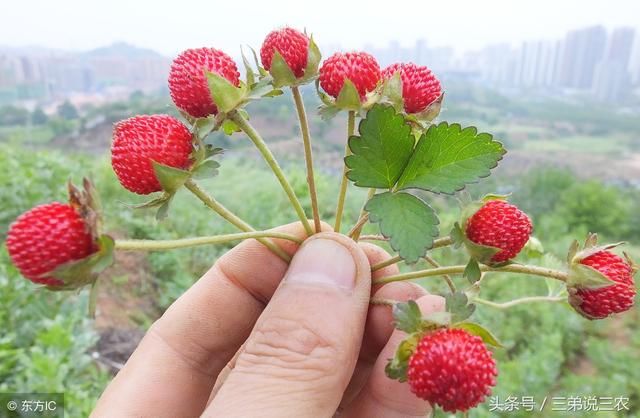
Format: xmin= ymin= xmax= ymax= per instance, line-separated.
xmin=454 ymin=322 xmax=503 ymax=348
xmin=392 ymin=300 xmax=423 ymax=333
xmin=464 ymin=258 xmax=482 ymax=284
xmin=366 ymin=192 xmax=439 ymax=263
xmin=345 ymin=104 xmax=414 ymax=188
xmin=445 ymin=291 xmax=476 ymax=323
xmin=396 ymin=122 xmax=506 ymax=194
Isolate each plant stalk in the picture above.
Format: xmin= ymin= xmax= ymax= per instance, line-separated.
xmin=374 ymin=263 xmax=569 ymax=286
xmin=229 ymin=110 xmax=313 ymax=236
xmin=473 ymin=295 xmax=566 ymax=309
xmin=115 ymin=231 xmax=303 ymax=251
xmin=184 ymin=179 xmax=291 ymax=261
xmin=291 ymin=86 xmax=321 ymax=233
xmin=334 ymin=110 xmax=356 ymax=232
xmin=351 ymin=188 xmax=376 ymax=241
xmin=370 ymin=236 xmax=454 ymax=272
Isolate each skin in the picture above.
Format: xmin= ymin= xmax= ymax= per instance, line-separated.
xmin=92 ymin=222 xmax=444 ymax=418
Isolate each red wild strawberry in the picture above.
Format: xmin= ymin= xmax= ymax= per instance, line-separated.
xmin=168 ymin=48 xmax=240 ymax=118
xmin=260 ymin=27 xmax=309 ymax=78
xmin=111 ymin=115 xmax=193 ymax=195
xmin=570 ymin=251 xmax=636 ymax=319
xmin=382 ymin=62 xmax=442 ymax=113
xmin=465 ymin=200 xmax=533 ymax=263
xmin=319 ymin=52 xmax=381 ymax=100
xmin=408 ymin=328 xmax=497 ymax=413
xmin=6 ymin=203 xmax=97 ymax=286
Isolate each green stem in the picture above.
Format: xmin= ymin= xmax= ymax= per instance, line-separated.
xmin=291 ymin=86 xmax=321 ymax=234
xmin=369 ymin=298 xmax=396 ymax=307
xmin=359 ymin=234 xmax=387 ymax=241
xmin=115 ymin=231 xmax=303 ymax=251
xmin=473 ymin=295 xmax=566 ymax=309
xmin=347 ymin=213 xmax=369 ymax=239
xmin=370 ymin=236 xmax=454 ymax=272
xmin=351 ymin=188 xmax=376 ymax=241
xmin=229 ymin=110 xmax=313 ymax=236
xmin=374 ymin=263 xmax=569 ymax=286
xmin=184 ymin=179 xmax=291 ymax=261
xmin=424 ymin=254 xmax=456 ymax=293
xmin=334 ymin=110 xmax=356 ymax=232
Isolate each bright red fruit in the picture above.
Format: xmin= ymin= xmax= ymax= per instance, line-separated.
xmin=6 ymin=203 xmax=96 ymax=286
xmin=319 ymin=52 xmax=381 ymax=100
xmin=571 ymin=251 xmax=636 ymax=319
xmin=111 ymin=115 xmax=193 ymax=195
xmin=465 ymin=200 xmax=533 ymax=263
xmin=168 ymin=48 xmax=240 ymax=118
xmin=260 ymin=27 xmax=309 ymax=78
xmin=382 ymin=62 xmax=442 ymax=113
xmin=408 ymin=328 xmax=497 ymax=413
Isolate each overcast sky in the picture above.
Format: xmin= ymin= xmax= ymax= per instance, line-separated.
xmin=2 ymin=0 xmax=639 ymax=56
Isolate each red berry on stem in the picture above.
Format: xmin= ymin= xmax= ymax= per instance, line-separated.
xmin=572 ymin=251 xmax=636 ymax=319
xmin=319 ymin=52 xmax=381 ymax=100
xmin=260 ymin=27 xmax=309 ymax=78
xmin=169 ymin=47 xmax=240 ymax=118
xmin=111 ymin=115 xmax=193 ymax=195
xmin=382 ymin=62 xmax=442 ymax=113
xmin=408 ymin=328 xmax=497 ymax=413
xmin=7 ymin=203 xmax=97 ymax=286
xmin=465 ymin=200 xmax=533 ymax=263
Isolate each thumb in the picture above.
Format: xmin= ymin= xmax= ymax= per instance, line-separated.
xmin=203 ymin=232 xmax=371 ymax=418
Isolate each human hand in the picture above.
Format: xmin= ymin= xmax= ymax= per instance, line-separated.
xmin=92 ymin=222 xmax=444 ymax=417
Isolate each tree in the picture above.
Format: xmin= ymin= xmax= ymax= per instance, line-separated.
xmin=31 ymin=107 xmax=48 ymax=125
xmin=57 ymin=100 xmax=79 ymax=120
xmin=0 ymin=105 xmax=29 ymax=126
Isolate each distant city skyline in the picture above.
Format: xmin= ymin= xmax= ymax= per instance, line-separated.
xmin=1 ymin=0 xmax=639 ymax=56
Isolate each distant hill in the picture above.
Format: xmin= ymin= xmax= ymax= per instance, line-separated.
xmin=81 ymin=42 xmax=168 ymax=60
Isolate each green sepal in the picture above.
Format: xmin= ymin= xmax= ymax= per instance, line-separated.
xmin=193 ymin=116 xmax=217 ymax=141
xmin=524 ymin=236 xmax=545 ymax=258
xmin=248 ymin=46 xmax=269 ymax=77
xmin=44 ymin=235 xmax=115 ymax=291
xmin=454 ymin=322 xmax=503 ymax=348
xmin=221 ymin=119 xmax=241 ymax=135
xmin=191 ymin=160 xmax=220 ymax=180
xmin=445 ymin=291 xmax=476 ymax=323
xmin=567 ymin=264 xmax=615 ymax=289
xmin=240 ymin=46 xmax=256 ymax=86
xmin=152 ymin=161 xmax=192 ymax=195
xmin=335 ymin=79 xmax=361 ymax=111
xmin=464 ymin=258 xmax=482 ymax=284
xmin=381 ymin=71 xmax=404 ymax=112
xmin=318 ymin=105 xmax=341 ymax=121
xmin=392 ymin=300 xmax=423 ymax=333
xmin=269 ymin=51 xmax=298 ymax=88
xmin=206 ymin=71 xmax=247 ymax=113
xmin=411 ymin=93 xmax=444 ymax=123
xmin=302 ymin=35 xmax=321 ymax=81
xmin=385 ymin=332 xmax=420 ymax=382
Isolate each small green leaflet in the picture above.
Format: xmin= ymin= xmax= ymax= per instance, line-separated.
xmin=392 ymin=300 xmax=423 ymax=333
xmin=366 ymin=192 xmax=439 ymax=263
xmin=445 ymin=291 xmax=476 ymax=323
xmin=345 ymin=105 xmax=413 ymax=188
xmin=396 ymin=122 xmax=506 ymax=194
xmin=464 ymin=258 xmax=482 ymax=284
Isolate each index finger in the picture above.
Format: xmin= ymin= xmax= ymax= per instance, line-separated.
xmin=93 ymin=221 xmax=330 ymax=418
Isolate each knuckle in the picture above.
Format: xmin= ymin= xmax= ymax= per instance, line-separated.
xmin=236 ymin=316 xmax=342 ymax=382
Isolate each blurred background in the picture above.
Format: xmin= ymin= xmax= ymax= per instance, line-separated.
xmin=1 ymin=1 xmax=639 ymax=416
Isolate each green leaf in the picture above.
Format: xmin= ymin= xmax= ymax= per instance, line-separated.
xmin=45 ymin=235 xmax=115 ymax=290
xmin=445 ymin=291 xmax=476 ymax=323
xmin=206 ymin=71 xmax=246 ymax=113
xmin=345 ymin=104 xmax=414 ymax=188
xmin=396 ymin=122 xmax=506 ymax=194
xmin=269 ymin=51 xmax=298 ymax=88
xmin=366 ymin=192 xmax=439 ymax=263
xmin=464 ymin=258 xmax=482 ymax=284
xmin=191 ymin=160 xmax=220 ymax=180
xmin=454 ymin=322 xmax=503 ymax=348
xmin=385 ymin=333 xmax=420 ymax=382
xmin=392 ymin=300 xmax=423 ymax=333
xmin=152 ymin=161 xmax=192 ymax=194
xmin=335 ymin=79 xmax=361 ymax=110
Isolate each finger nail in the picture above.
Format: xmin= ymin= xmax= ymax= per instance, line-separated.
xmin=285 ymin=238 xmax=356 ymax=290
